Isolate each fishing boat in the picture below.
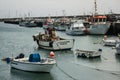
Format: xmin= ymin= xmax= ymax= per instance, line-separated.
xmin=66 ymin=21 xmax=86 ymax=36
xmin=33 ymin=27 xmax=74 ymax=50
xmin=87 ymin=0 xmax=110 ymax=35
xmin=75 ymin=49 xmax=102 ymax=58
xmin=55 ymin=23 xmax=68 ymax=31
xmin=19 ymin=20 xmax=37 ymax=27
xmin=88 ymin=15 xmax=110 ymax=35
xmin=116 ymin=44 xmax=120 ymax=54
xmin=55 ymin=10 xmax=70 ymax=31
xmin=10 ymin=53 xmax=56 ymax=72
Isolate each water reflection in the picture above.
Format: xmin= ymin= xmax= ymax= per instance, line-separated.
xmin=76 ymin=56 xmax=101 ymax=62
xmin=36 ymin=47 xmax=74 ymax=59
xmin=1 ymin=22 xmax=120 ymax=80
xmin=10 ymin=68 xmax=54 ymax=80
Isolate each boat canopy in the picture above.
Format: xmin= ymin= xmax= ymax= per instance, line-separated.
xmin=29 ymin=53 xmax=41 ymax=62
xmin=94 ymin=16 xmax=107 ymax=19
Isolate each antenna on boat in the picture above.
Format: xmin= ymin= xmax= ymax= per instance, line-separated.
xmin=48 ymin=14 xmax=51 ymax=19
xmin=62 ymin=10 xmax=66 ymax=18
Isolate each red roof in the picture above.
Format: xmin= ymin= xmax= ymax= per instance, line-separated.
xmin=94 ymin=16 xmax=107 ymax=18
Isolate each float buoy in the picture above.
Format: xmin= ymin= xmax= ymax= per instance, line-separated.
xmin=103 ymin=35 xmax=107 ymax=40
xmin=50 ymin=51 xmax=55 ymax=58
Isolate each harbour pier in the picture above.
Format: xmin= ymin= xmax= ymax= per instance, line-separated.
xmin=0 ymin=13 xmax=120 ymax=35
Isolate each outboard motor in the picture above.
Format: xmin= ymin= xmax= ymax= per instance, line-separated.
xmin=98 ymin=48 xmax=102 ymax=52
xmin=15 ymin=53 xmax=25 ymax=59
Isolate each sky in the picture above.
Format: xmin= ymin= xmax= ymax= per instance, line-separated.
xmin=0 ymin=0 xmax=120 ymax=18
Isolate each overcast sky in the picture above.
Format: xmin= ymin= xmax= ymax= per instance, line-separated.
xmin=0 ymin=0 xmax=120 ymax=18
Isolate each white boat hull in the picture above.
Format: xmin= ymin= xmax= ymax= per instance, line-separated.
xmin=19 ymin=21 xmax=37 ymax=27
xmin=66 ymin=29 xmax=85 ymax=36
xmin=75 ymin=49 xmax=102 ymax=58
xmin=55 ymin=25 xmax=67 ymax=31
xmin=66 ymin=21 xmax=86 ymax=35
xmin=38 ymin=39 xmax=74 ymax=50
xmin=88 ymin=23 xmax=110 ymax=34
xmin=10 ymin=58 xmax=56 ymax=72
xmin=102 ymin=39 xmax=116 ymax=46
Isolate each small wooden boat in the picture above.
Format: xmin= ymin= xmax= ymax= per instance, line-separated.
xmin=33 ymin=27 xmax=74 ymax=50
xmin=75 ymin=49 xmax=102 ymax=58
xmin=102 ymin=39 xmax=117 ymax=46
xmin=55 ymin=23 xmax=69 ymax=31
xmin=102 ymin=35 xmax=119 ymax=46
xmin=10 ymin=53 xmax=56 ymax=72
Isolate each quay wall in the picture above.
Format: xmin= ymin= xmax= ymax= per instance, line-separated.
xmin=106 ymin=22 xmax=120 ymax=35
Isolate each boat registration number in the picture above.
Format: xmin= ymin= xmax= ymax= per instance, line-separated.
xmin=58 ymin=41 xmax=70 ymax=45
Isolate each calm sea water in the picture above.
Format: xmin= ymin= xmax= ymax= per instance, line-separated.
xmin=0 ymin=22 xmax=120 ymax=80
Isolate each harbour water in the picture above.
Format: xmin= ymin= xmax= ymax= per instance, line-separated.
xmin=0 ymin=22 xmax=120 ymax=80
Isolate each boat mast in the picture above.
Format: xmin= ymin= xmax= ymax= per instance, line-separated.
xmin=62 ymin=10 xmax=66 ymax=18
xmin=62 ymin=10 xmax=66 ymax=23
xmin=94 ymin=0 xmax=98 ymax=15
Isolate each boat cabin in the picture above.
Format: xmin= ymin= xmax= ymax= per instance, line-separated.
xmin=93 ymin=15 xmax=107 ymax=23
xmin=69 ymin=22 xmax=85 ymax=30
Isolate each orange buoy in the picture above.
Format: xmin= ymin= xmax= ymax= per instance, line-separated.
xmin=50 ymin=51 xmax=55 ymax=58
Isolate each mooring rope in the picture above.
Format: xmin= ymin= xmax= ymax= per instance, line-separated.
xmin=74 ymin=60 xmax=120 ymax=76
xmin=55 ymin=62 xmax=78 ymax=80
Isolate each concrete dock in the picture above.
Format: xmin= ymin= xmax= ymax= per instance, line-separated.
xmin=0 ymin=13 xmax=120 ymax=35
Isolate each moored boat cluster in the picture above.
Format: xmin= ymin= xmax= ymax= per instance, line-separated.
xmin=2 ymin=14 xmax=120 ymax=72
xmin=1 ymin=0 xmax=120 ymax=72
xmin=1 ymin=15 xmax=120 ymax=73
